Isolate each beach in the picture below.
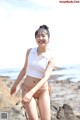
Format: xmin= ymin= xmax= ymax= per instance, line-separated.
xmin=0 ymin=75 xmax=80 ymax=120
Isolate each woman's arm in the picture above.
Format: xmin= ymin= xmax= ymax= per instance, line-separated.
xmin=13 ymin=66 xmax=26 ymax=87
xmin=30 ymin=57 xmax=55 ymax=95
xmin=10 ymin=48 xmax=31 ymax=95
xmin=13 ymin=48 xmax=31 ymax=86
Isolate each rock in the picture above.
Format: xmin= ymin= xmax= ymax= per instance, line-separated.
xmin=62 ymin=104 xmax=76 ymax=120
xmin=50 ymin=102 xmax=80 ymax=120
xmin=0 ymin=106 xmax=27 ymax=120
xmin=8 ymin=106 xmax=27 ymax=120
xmin=50 ymin=100 xmax=59 ymax=120
xmin=75 ymin=113 xmax=80 ymax=119
xmin=1 ymin=77 xmax=80 ymax=120
xmin=57 ymin=107 xmax=66 ymax=120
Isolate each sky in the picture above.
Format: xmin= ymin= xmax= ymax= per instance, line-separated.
xmin=0 ymin=0 xmax=80 ymax=69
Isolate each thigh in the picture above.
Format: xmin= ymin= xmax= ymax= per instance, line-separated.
xmin=22 ymin=84 xmax=38 ymax=120
xmin=38 ymin=89 xmax=51 ymax=120
xmin=24 ymin=97 xmax=38 ymax=120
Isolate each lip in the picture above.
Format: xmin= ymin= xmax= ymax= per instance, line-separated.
xmin=38 ymin=40 xmax=45 ymax=44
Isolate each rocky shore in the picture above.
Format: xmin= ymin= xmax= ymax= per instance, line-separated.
xmin=0 ymin=76 xmax=80 ymax=120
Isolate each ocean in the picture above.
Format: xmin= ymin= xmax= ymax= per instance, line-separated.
xmin=0 ymin=64 xmax=80 ymax=82
xmin=52 ymin=64 xmax=80 ymax=82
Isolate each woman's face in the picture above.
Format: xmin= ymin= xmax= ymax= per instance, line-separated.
xmin=36 ymin=31 xmax=49 ymax=47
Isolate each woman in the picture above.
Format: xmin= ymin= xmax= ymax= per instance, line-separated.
xmin=10 ymin=25 xmax=55 ymax=120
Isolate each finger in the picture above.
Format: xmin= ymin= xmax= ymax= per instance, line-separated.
xmin=22 ymin=100 xmax=27 ymax=105
xmin=10 ymin=90 xmax=13 ymax=95
xmin=22 ymin=98 xmax=27 ymax=103
xmin=22 ymin=98 xmax=30 ymax=103
xmin=24 ymin=97 xmax=30 ymax=102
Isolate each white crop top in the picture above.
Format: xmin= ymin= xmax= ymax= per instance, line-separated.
xmin=26 ymin=47 xmax=52 ymax=79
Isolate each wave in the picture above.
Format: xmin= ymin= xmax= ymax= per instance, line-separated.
xmin=0 ymin=65 xmax=80 ymax=82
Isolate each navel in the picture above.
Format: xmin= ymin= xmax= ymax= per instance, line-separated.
xmin=33 ymin=80 xmax=36 ymax=83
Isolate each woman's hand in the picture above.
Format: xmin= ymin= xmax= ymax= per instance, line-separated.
xmin=10 ymin=85 xmax=17 ymax=95
xmin=22 ymin=91 xmax=33 ymax=104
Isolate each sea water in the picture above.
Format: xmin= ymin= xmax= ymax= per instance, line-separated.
xmin=52 ymin=64 xmax=80 ymax=82
xmin=0 ymin=65 xmax=80 ymax=82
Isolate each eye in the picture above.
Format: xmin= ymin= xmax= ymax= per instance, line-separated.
xmin=36 ymin=34 xmax=40 ymax=37
xmin=42 ymin=34 xmax=45 ymax=37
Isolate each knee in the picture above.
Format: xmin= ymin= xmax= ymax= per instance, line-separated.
xmin=29 ymin=118 xmax=38 ymax=120
xmin=41 ymin=117 xmax=51 ymax=120
xmin=40 ymin=112 xmax=51 ymax=120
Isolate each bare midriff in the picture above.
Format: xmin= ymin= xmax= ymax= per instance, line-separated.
xmin=23 ymin=75 xmax=48 ymax=88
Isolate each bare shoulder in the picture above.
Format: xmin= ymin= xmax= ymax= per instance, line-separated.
xmin=47 ymin=48 xmax=54 ymax=58
xmin=47 ymin=48 xmax=55 ymax=65
xmin=26 ymin=48 xmax=32 ymax=57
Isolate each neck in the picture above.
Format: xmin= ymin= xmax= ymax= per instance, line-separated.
xmin=37 ymin=47 xmax=47 ymax=55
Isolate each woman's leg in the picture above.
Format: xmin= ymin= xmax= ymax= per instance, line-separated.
xmin=22 ymin=86 xmax=38 ymax=120
xmin=37 ymin=89 xmax=51 ymax=120
xmin=23 ymin=97 xmax=38 ymax=120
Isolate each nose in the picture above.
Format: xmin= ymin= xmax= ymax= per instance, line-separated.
xmin=39 ymin=36 xmax=43 ymax=40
